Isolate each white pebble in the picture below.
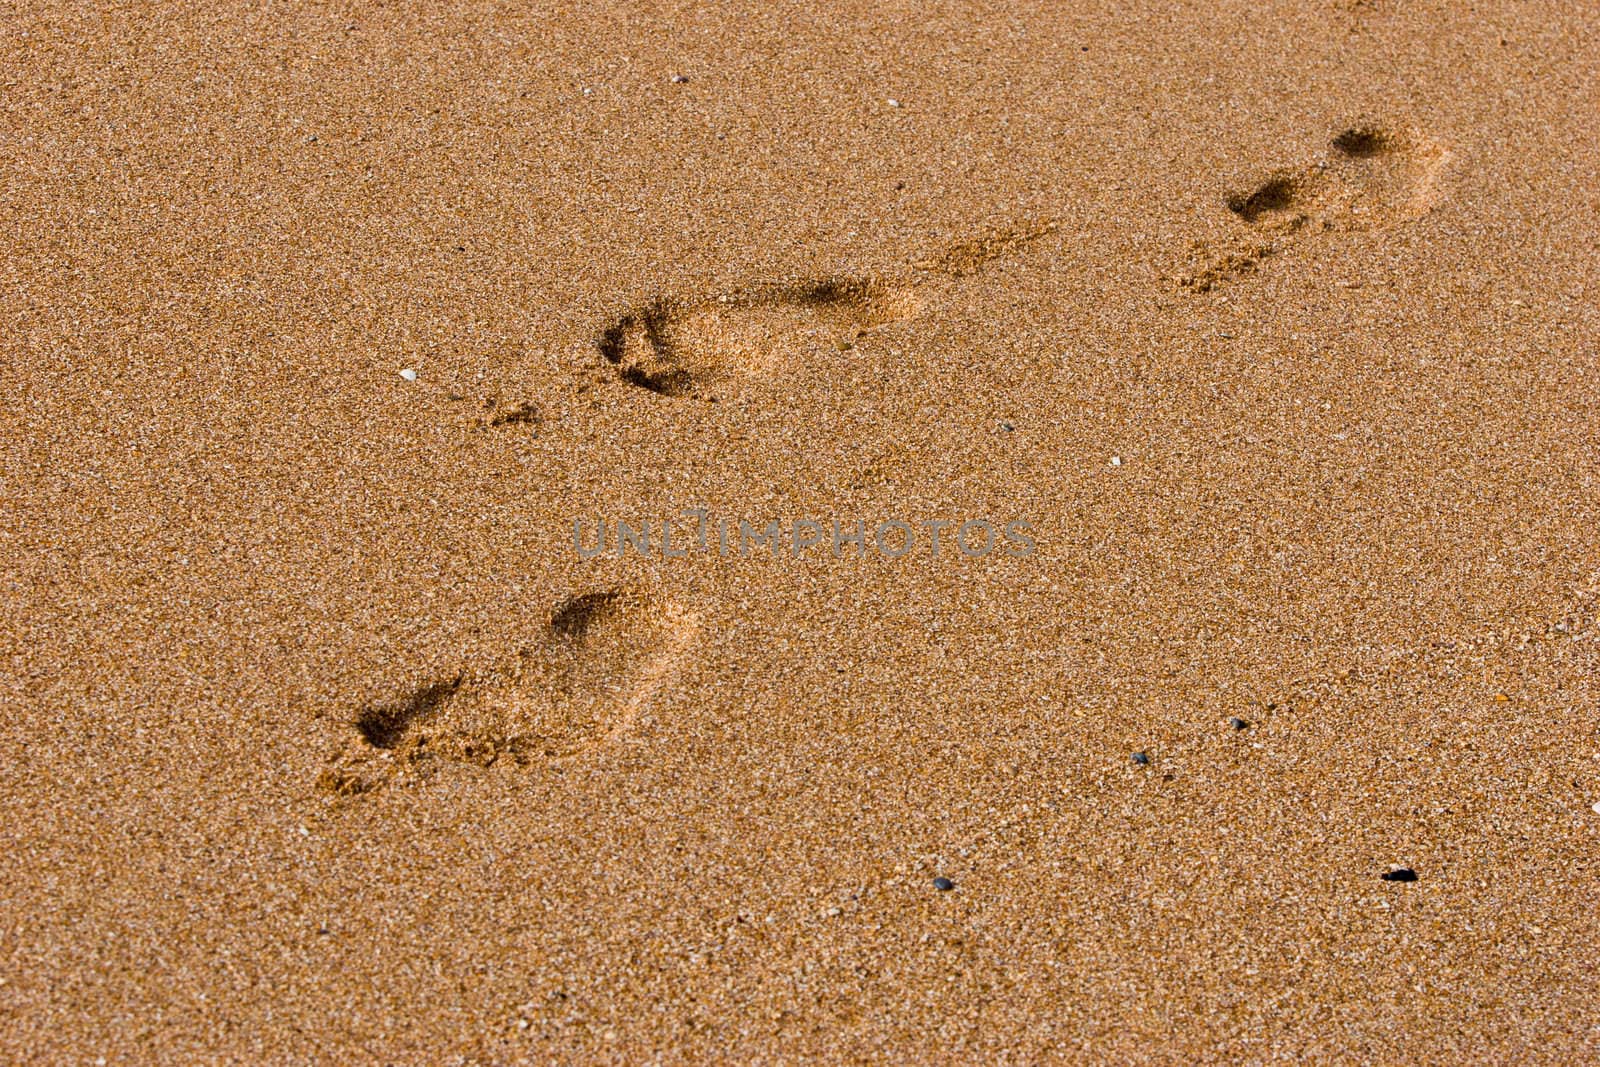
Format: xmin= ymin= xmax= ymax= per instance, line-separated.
xmin=1592 ymin=801 xmax=1600 ymax=815
xmin=399 ymin=368 xmax=418 ymax=382
xmin=1110 ymin=455 xmax=1122 ymax=467
xmin=887 ymin=99 xmax=901 ymax=108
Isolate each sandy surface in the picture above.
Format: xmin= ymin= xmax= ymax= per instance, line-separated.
xmin=4 ymin=0 xmax=1599 ymax=1062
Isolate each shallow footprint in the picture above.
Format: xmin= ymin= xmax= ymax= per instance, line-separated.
xmin=319 ymin=587 xmax=699 ymax=795
xmin=1226 ymin=123 xmax=1449 ymax=233
xmin=598 ymin=278 xmax=922 ymax=399
xmin=1182 ymin=121 xmax=1450 ymax=291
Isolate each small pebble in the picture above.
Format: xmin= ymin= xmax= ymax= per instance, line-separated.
xmin=1131 ymin=751 xmax=1150 ymax=765
xmin=399 ymin=368 xmax=418 ymax=382
xmin=932 ymin=877 xmax=954 ymax=891
xmin=1381 ymin=867 xmax=1418 ymax=883
xmin=671 ymin=74 xmax=689 ymax=84
xmin=1000 ymin=421 xmax=1015 ymax=432
xmin=1229 ymin=717 xmax=1249 ymax=730
xmin=1591 ymin=800 xmax=1600 ymax=815
xmin=1110 ymin=455 xmax=1123 ymax=467
xmin=887 ymin=98 xmax=901 ymax=108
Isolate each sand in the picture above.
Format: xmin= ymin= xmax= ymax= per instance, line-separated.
xmin=4 ymin=0 xmax=1599 ymax=1061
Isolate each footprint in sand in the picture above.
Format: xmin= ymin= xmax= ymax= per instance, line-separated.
xmin=598 ymin=223 xmax=1056 ymax=399
xmin=318 ymin=587 xmax=699 ymax=796
xmin=1181 ymin=122 xmax=1450 ymax=291
xmin=598 ymin=278 xmax=923 ymax=400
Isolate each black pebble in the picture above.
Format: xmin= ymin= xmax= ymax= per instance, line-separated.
xmin=1229 ymin=717 xmax=1249 ymax=730
xmin=1131 ymin=751 xmax=1150 ymax=765
xmin=1381 ymin=868 xmax=1418 ymax=883
xmin=932 ymin=877 xmax=954 ymax=891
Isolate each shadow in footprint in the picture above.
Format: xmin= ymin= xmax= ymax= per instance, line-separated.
xmin=549 ymin=590 xmax=624 ymax=639
xmin=320 ymin=587 xmax=699 ymax=796
xmin=354 ymin=676 xmax=462 ymax=749
xmin=1226 ymin=174 xmax=1302 ymax=225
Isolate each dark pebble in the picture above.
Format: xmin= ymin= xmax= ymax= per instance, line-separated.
xmin=1229 ymin=717 xmax=1249 ymax=730
xmin=932 ymin=877 xmax=954 ymax=891
xmin=1381 ymin=868 xmax=1418 ymax=882
xmin=1131 ymin=751 xmax=1150 ymax=765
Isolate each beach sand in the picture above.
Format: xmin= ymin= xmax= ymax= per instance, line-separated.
xmin=3 ymin=1 xmax=1599 ymax=1061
